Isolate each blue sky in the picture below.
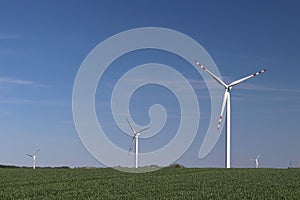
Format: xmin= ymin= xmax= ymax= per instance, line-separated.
xmin=0 ymin=0 xmax=299 ymax=168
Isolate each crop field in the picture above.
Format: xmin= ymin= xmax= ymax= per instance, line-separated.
xmin=0 ymin=167 xmax=299 ymax=199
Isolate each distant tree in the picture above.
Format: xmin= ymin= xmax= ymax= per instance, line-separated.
xmin=0 ymin=165 xmax=20 ymax=168
xmin=168 ymin=163 xmax=185 ymax=168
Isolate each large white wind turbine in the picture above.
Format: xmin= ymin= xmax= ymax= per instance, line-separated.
xmin=26 ymin=149 xmax=40 ymax=169
xmin=196 ymin=61 xmax=266 ymax=168
xmin=251 ymin=154 xmax=260 ymax=168
xmin=127 ymin=118 xmax=149 ymax=168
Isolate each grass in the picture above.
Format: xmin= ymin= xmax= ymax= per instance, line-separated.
xmin=0 ymin=168 xmax=299 ymax=199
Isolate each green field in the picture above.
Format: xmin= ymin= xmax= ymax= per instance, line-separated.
xmin=0 ymin=168 xmax=299 ymax=199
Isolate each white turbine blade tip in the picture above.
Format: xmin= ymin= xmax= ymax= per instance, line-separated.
xmin=196 ymin=62 xmax=228 ymax=88
xmin=229 ymin=68 xmax=267 ymax=87
xmin=217 ymin=117 xmax=222 ymax=130
xmin=195 ymin=61 xmax=205 ymax=69
xmin=253 ymin=69 xmax=267 ymax=76
xmin=217 ymin=91 xmax=227 ymax=129
xmin=128 ymin=135 xmax=136 ymax=155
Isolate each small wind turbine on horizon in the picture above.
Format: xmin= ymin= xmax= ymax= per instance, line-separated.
xmin=251 ymin=155 xmax=260 ymax=168
xmin=127 ymin=118 xmax=149 ymax=168
xmin=289 ymin=161 xmax=293 ymax=168
xmin=196 ymin=61 xmax=266 ymax=168
xmin=26 ymin=149 xmax=40 ymax=169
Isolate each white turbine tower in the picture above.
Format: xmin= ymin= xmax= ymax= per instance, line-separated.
xmin=127 ymin=118 xmax=149 ymax=168
xmin=196 ymin=61 xmax=266 ymax=168
xmin=26 ymin=149 xmax=40 ymax=169
xmin=251 ymin=155 xmax=260 ymax=168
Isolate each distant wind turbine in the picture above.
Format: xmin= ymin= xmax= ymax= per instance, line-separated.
xmin=26 ymin=149 xmax=40 ymax=169
xmin=126 ymin=118 xmax=149 ymax=168
xmin=196 ymin=61 xmax=266 ymax=168
xmin=289 ymin=161 xmax=293 ymax=168
xmin=251 ymin=155 xmax=260 ymax=168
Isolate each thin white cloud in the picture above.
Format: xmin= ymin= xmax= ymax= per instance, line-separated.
xmin=0 ymin=98 xmax=35 ymax=104
xmin=234 ymin=83 xmax=300 ymax=93
xmin=0 ymin=98 xmax=71 ymax=107
xmin=189 ymin=77 xmax=300 ymax=94
xmin=0 ymin=34 xmax=20 ymax=40
xmin=0 ymin=77 xmax=34 ymax=85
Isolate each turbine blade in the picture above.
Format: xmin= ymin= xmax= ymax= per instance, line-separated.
xmin=217 ymin=91 xmax=228 ymax=130
xmin=128 ymin=136 xmax=136 ymax=155
xmin=257 ymin=155 xmax=260 ymax=159
xmin=26 ymin=154 xmax=33 ymax=157
xmin=195 ymin=61 xmax=227 ymax=88
xmin=229 ymin=69 xmax=267 ymax=87
xmin=126 ymin=118 xmax=136 ymax=134
xmin=137 ymin=127 xmax=149 ymax=134
xmin=35 ymin=149 xmax=40 ymax=155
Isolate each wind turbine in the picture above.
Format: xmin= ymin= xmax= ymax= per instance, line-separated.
xmin=289 ymin=161 xmax=293 ymax=168
xmin=251 ymin=155 xmax=260 ymax=168
xmin=26 ymin=149 xmax=40 ymax=169
xmin=196 ymin=61 xmax=266 ymax=168
xmin=126 ymin=118 xmax=149 ymax=168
